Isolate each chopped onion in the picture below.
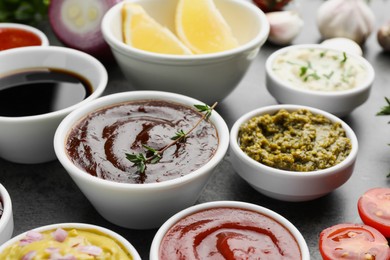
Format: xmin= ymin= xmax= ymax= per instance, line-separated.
xmin=52 ymin=228 xmax=68 ymax=242
xmin=22 ymin=251 xmax=36 ymax=260
xmin=77 ymin=245 xmax=103 ymax=256
xmin=49 ymin=0 xmax=122 ymax=61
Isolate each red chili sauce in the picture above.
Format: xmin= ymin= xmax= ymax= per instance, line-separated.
xmin=0 ymin=28 xmax=42 ymax=51
xmin=66 ymin=100 xmax=218 ymax=184
xmin=159 ymin=207 xmax=302 ymax=260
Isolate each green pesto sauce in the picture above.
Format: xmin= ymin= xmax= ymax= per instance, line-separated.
xmin=238 ymin=109 xmax=352 ymax=172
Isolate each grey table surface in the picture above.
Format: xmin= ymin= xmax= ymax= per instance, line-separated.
xmin=1 ymin=0 xmax=390 ymax=259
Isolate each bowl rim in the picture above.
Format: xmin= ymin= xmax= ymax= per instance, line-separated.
xmin=0 ymin=184 xmax=12 ymax=235
xmin=265 ymin=44 xmax=375 ymax=96
xmin=230 ymin=104 xmax=358 ymax=177
xmin=53 ymin=90 xmax=230 ymax=190
xmin=0 ymin=22 xmax=49 ymax=47
xmin=0 ymin=46 xmax=108 ymax=122
xmin=0 ymin=222 xmax=141 ymax=259
xmin=149 ymin=200 xmax=310 ymax=260
xmin=101 ymin=0 xmax=270 ymax=62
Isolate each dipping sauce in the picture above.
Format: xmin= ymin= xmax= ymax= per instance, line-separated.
xmin=66 ymin=100 xmax=218 ymax=184
xmin=272 ymin=48 xmax=368 ymax=91
xmin=159 ymin=207 xmax=301 ymax=259
xmin=0 ymin=228 xmax=133 ymax=259
xmin=0 ymin=68 xmax=93 ymax=117
xmin=238 ymin=109 xmax=352 ymax=171
xmin=0 ymin=28 xmax=42 ymax=51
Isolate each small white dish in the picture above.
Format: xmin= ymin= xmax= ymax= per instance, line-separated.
xmin=0 ymin=46 xmax=107 ymax=164
xmin=150 ymin=200 xmax=310 ymax=259
xmin=0 ymin=184 xmax=13 ymax=246
xmin=101 ymin=0 xmax=270 ymax=103
xmin=0 ymin=223 xmax=141 ymax=259
xmin=54 ymin=91 xmax=229 ymax=229
xmin=230 ymin=104 xmax=358 ymax=202
xmin=265 ymin=44 xmax=375 ymax=117
xmin=0 ymin=23 xmax=49 ymax=50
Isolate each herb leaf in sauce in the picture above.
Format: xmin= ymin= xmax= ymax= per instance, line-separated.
xmin=340 ymin=52 xmax=348 ymax=65
xmin=126 ymin=102 xmax=218 ymax=175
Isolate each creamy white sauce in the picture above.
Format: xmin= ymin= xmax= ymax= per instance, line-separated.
xmin=272 ymin=48 xmax=368 ymax=91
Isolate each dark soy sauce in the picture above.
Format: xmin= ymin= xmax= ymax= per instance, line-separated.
xmin=0 ymin=68 xmax=93 ymax=117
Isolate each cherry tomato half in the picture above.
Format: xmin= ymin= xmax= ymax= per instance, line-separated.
xmin=319 ymin=223 xmax=390 ymax=260
xmin=358 ymin=187 xmax=390 ymax=238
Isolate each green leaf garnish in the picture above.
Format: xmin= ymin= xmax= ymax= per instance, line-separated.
xmin=125 ymin=153 xmax=146 ymax=174
xmin=171 ymin=129 xmax=187 ymax=141
xmin=340 ymin=52 xmax=348 ymax=64
xmin=377 ymin=97 xmax=390 ymax=116
xmin=323 ymin=71 xmax=334 ymax=79
xmin=300 ymin=66 xmax=308 ymax=77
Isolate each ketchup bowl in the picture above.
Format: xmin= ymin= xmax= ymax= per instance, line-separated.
xmin=150 ymin=200 xmax=310 ymax=259
xmin=0 ymin=184 xmax=13 ymax=246
xmin=54 ymin=91 xmax=229 ymax=229
xmin=0 ymin=23 xmax=49 ymax=51
xmin=0 ymin=46 xmax=107 ymax=164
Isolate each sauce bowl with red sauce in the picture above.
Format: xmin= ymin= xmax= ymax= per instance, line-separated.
xmin=54 ymin=91 xmax=229 ymax=229
xmin=0 ymin=23 xmax=49 ymax=51
xmin=150 ymin=200 xmax=310 ymax=259
xmin=0 ymin=184 xmax=13 ymax=246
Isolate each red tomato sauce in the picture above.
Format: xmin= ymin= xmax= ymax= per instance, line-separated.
xmin=0 ymin=28 xmax=42 ymax=51
xmin=159 ymin=207 xmax=301 ymax=259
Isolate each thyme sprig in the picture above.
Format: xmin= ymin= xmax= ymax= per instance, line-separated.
xmin=376 ymin=97 xmax=390 ymax=177
xmin=376 ymin=97 xmax=390 ymax=116
xmin=125 ymin=102 xmax=218 ymax=175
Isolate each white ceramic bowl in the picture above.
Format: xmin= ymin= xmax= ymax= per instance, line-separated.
xmin=0 ymin=184 xmax=13 ymax=246
xmin=0 ymin=46 xmax=107 ymax=164
xmin=150 ymin=200 xmax=310 ymax=259
xmin=0 ymin=23 xmax=49 ymax=50
xmin=265 ymin=44 xmax=375 ymax=117
xmin=0 ymin=223 xmax=141 ymax=259
xmin=101 ymin=0 xmax=269 ymax=103
xmin=229 ymin=104 xmax=358 ymax=202
xmin=54 ymin=91 xmax=229 ymax=229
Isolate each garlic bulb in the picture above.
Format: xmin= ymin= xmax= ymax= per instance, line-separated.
xmin=320 ymin=37 xmax=363 ymax=56
xmin=317 ymin=0 xmax=375 ymax=45
xmin=266 ymin=11 xmax=304 ymax=45
xmin=378 ymin=21 xmax=390 ymax=52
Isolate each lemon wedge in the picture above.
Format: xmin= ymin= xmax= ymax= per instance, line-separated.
xmin=122 ymin=3 xmax=192 ymax=55
xmin=175 ymin=0 xmax=239 ymax=54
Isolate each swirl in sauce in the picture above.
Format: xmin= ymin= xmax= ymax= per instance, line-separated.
xmin=66 ymin=100 xmax=218 ymax=184
xmin=159 ymin=207 xmax=301 ymax=260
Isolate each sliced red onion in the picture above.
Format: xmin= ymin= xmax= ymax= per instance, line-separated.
xmin=49 ymin=0 xmax=122 ymax=61
xmin=77 ymin=245 xmax=103 ymax=256
xmin=52 ymin=228 xmax=68 ymax=242
xmin=26 ymin=231 xmax=44 ymax=240
xmin=45 ymin=247 xmax=60 ymax=254
xmin=22 ymin=251 xmax=37 ymax=260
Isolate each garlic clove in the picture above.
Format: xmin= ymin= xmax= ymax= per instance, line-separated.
xmin=377 ymin=21 xmax=390 ymax=52
xmin=266 ymin=10 xmax=304 ymax=45
xmin=320 ymin=37 xmax=363 ymax=56
xmin=317 ymin=0 xmax=375 ymax=45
